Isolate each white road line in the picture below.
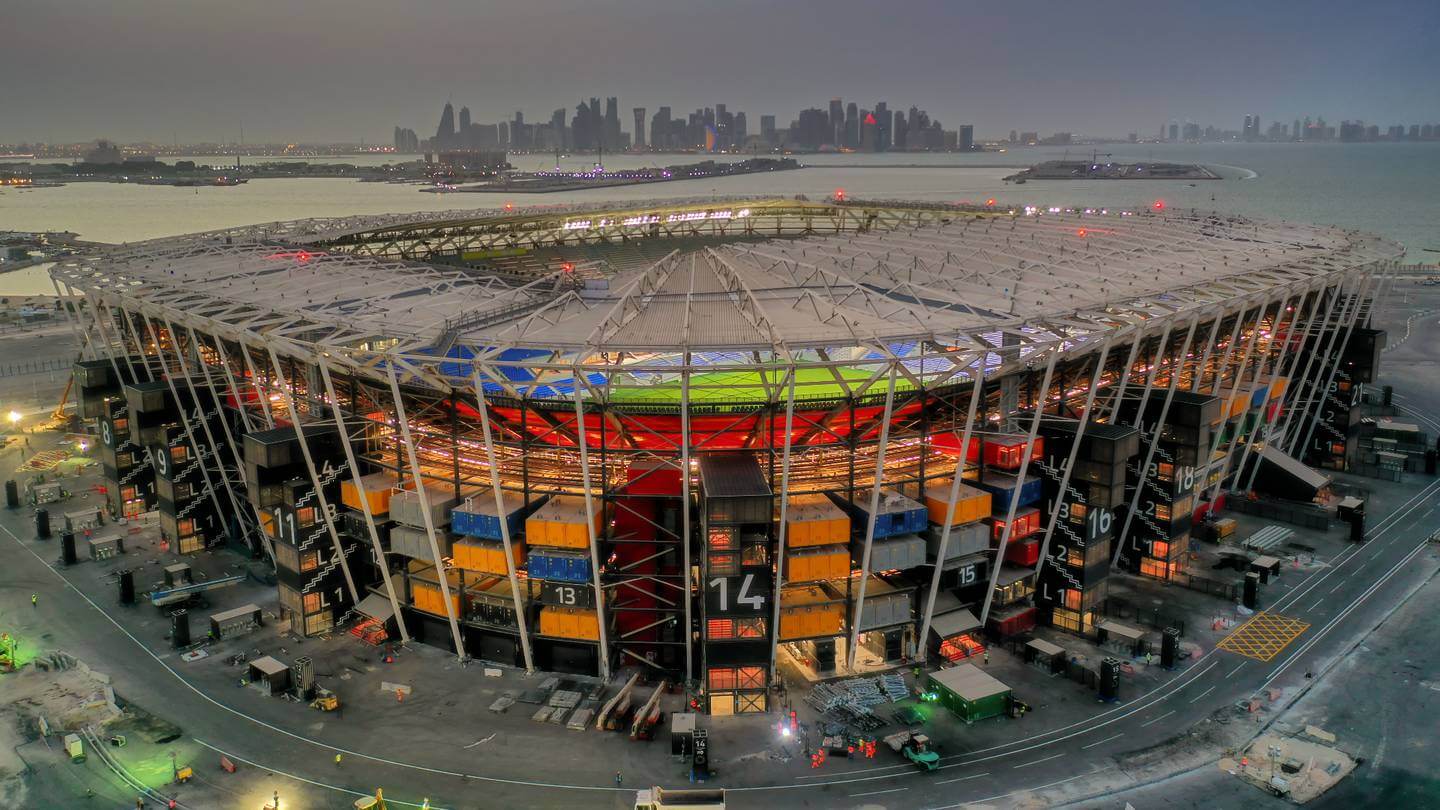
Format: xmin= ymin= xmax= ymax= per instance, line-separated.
xmin=1308 ymin=598 xmax=1325 ymax=611
xmin=1226 ymin=662 xmax=1247 ymax=678
xmin=935 ymin=772 xmax=989 ymax=785
xmin=1012 ymin=753 xmax=1064 ymax=769
xmin=850 ymin=787 xmax=907 ymax=797
xmin=1329 ymin=581 xmax=1345 ymax=594
xmin=1080 ymin=733 xmax=1124 ymax=750
xmin=0 ymin=523 xmax=625 ymax=794
xmin=1140 ymin=710 xmax=1175 ymax=727
xmin=932 ymin=773 xmax=1093 ymax=809
xmin=193 ymin=740 xmax=437 ymax=809
xmin=1261 ymin=539 xmax=1433 ymax=689
xmin=1188 ymin=686 xmax=1216 ymax=704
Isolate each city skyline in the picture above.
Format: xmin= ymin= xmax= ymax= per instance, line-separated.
xmin=3 ymin=0 xmax=1436 ymax=144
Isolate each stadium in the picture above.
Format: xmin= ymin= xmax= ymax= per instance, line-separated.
xmin=53 ymin=196 xmax=1399 ymax=715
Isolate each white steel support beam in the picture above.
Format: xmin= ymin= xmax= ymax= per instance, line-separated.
xmin=1188 ymin=313 xmax=1225 ymax=394
xmin=767 ymin=371 xmax=798 ymax=681
xmin=1202 ymin=295 xmax=1280 ymax=506
xmin=1111 ymin=314 xmax=1202 ymax=570
xmin=1097 ymin=321 xmax=1149 ymax=422
xmin=52 ymin=278 xmax=91 ymax=362
xmin=1241 ymin=286 xmax=1324 ymax=492
xmin=916 ymin=363 xmax=985 ymax=663
xmin=267 ymin=346 xmax=361 ymax=606
xmin=1274 ymin=283 xmax=1346 ymax=454
xmin=1031 ymin=335 xmax=1115 ymax=580
xmin=979 ymin=348 xmax=1058 ymax=627
xmin=386 ymin=363 xmax=467 ymax=661
xmin=846 ymin=364 xmax=899 ymax=672
xmin=1207 ymin=294 xmax=1292 ymax=501
xmin=571 ymin=383 xmax=612 ymax=680
xmin=240 ymin=346 xmax=277 ymax=429
xmin=84 ymin=296 xmax=131 ymax=399
xmin=1295 ymin=272 xmax=1374 ymax=460
xmin=1233 ymin=285 xmax=1317 ymax=488
xmin=470 ymin=367 xmax=536 ymax=673
xmin=1123 ymin=317 xmax=1178 ymax=429
xmin=161 ymin=317 xmax=258 ymax=541
xmin=679 ymin=355 xmax=694 ymax=685
xmin=318 ymin=357 xmax=409 ymax=643
xmin=134 ymin=311 xmax=235 ymax=545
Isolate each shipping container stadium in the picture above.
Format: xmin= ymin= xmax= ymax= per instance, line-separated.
xmin=55 ymin=196 xmax=1400 ymax=714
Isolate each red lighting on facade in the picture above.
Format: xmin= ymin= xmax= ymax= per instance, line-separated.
xmin=1153 ymin=199 xmax=1166 ymax=211
xmin=834 ymin=188 xmax=846 ymax=201
xmin=504 ymin=202 xmax=514 ymax=211
xmin=264 ymin=249 xmax=319 ymax=263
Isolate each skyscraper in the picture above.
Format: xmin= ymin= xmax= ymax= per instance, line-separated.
xmin=829 ymin=98 xmax=843 ymax=146
xmin=604 ymin=97 xmax=620 ymax=151
xmin=875 ymin=102 xmax=890 ymax=150
xmin=733 ymin=112 xmax=747 ymax=149
xmin=958 ymin=124 xmax=974 ymax=152
xmin=633 ymin=107 xmax=646 ymax=148
xmin=760 ymin=115 xmax=776 ymax=147
xmin=436 ymin=102 xmax=456 ymax=149
xmin=651 ymin=107 xmax=671 ymax=150
xmin=459 ymin=106 xmax=472 ymax=135
xmin=845 ymin=102 xmax=859 ymax=148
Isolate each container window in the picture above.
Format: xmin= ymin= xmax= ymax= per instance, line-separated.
xmin=741 ymin=542 xmax=769 ymax=567
xmin=300 ymin=549 xmax=320 ymax=572
xmin=707 ymin=667 xmax=737 ymax=690
xmin=709 ymin=552 xmax=739 ymax=576
xmin=177 ymin=518 xmax=196 ymax=537
xmin=302 ymin=591 xmax=323 ymax=613
xmin=170 ymin=445 xmax=188 ymax=463
xmin=708 ymin=527 xmax=737 ymax=551
xmin=1063 ymin=588 xmax=1082 ymax=610
xmin=706 ymin=618 xmax=735 ymax=640
xmin=736 ymin=666 xmax=766 ymax=689
xmin=295 ymin=506 xmax=317 ymax=527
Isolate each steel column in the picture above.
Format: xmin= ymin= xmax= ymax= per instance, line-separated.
xmin=470 ymin=367 xmax=535 ymax=672
xmin=1202 ymin=294 xmax=1281 ymax=506
xmin=916 ymin=361 xmax=985 ymax=663
xmin=268 ymin=346 xmax=361 ymax=605
xmin=767 ymin=371 xmax=798 ymax=681
xmin=318 ymin=357 xmax=409 ymax=643
xmin=1031 ymin=335 xmax=1115 ymax=580
xmin=1235 ymin=284 xmax=1319 ymax=490
xmin=386 ymin=363 xmax=467 ymax=660
xmin=679 ymin=357 xmax=693 ymax=684
xmin=571 ymin=384 xmax=612 ymax=679
xmin=978 ymin=348 xmax=1058 ymax=626
xmin=1274 ymin=283 xmax=1345 ymax=454
xmin=845 ymin=363 xmax=899 ymax=672
xmin=1111 ymin=313 xmax=1202 ymax=570
xmin=1295 ymin=272 xmax=1374 ymax=460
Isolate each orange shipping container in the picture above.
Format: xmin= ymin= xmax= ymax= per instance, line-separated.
xmin=411 ymin=580 xmax=460 ymax=618
xmin=526 ymin=495 xmax=603 ymax=550
xmin=784 ymin=546 xmax=851 ymax=582
xmin=341 ymin=472 xmax=397 ymax=516
xmin=922 ymin=479 xmax=992 ymax=526
xmin=778 ymin=585 xmax=844 ymax=640
xmin=453 ymin=538 xmax=526 ymax=575
xmin=539 ymin=606 xmax=600 ymax=641
xmin=784 ymin=494 xmax=851 ymax=548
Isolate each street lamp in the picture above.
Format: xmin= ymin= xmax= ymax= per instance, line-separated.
xmin=6 ymin=411 xmax=19 ymax=428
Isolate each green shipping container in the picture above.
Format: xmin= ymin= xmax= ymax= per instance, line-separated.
xmin=928 ymin=663 xmax=1012 ymax=723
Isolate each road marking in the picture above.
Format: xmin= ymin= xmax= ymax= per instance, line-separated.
xmin=850 ymin=787 xmax=907 ymax=797
xmin=1217 ymin=612 xmax=1311 ymax=662
xmin=1226 ymin=662 xmax=1246 ymax=678
xmin=1329 ymin=581 xmax=1345 ymax=594
xmin=1140 ymin=710 xmax=1175 ymax=727
xmin=1012 ymin=753 xmax=1064 ymax=769
xmin=193 ymin=740 xmax=440 ymax=809
xmin=935 ymin=772 xmax=989 ymax=785
xmin=1188 ymin=686 xmax=1216 ymax=703
xmin=1308 ymin=598 xmax=1325 ymax=611
xmin=1080 ymin=733 xmax=1124 ymax=750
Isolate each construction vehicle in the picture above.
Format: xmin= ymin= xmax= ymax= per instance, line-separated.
xmin=174 ymin=765 xmax=194 ymax=784
xmin=0 ymin=633 xmax=16 ymax=672
xmin=630 ymin=679 xmax=668 ymax=740
xmin=634 ymin=786 xmax=726 ymax=810
xmin=883 ymin=730 xmax=940 ymax=771
xmin=353 ymin=788 xmax=387 ymax=809
xmin=311 ymin=686 xmax=340 ymax=712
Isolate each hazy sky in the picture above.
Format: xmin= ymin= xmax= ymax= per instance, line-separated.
xmin=3 ymin=0 xmax=1436 ymax=144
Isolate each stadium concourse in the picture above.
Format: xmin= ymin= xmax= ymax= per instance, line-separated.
xmin=50 ymin=195 xmax=1399 ymax=717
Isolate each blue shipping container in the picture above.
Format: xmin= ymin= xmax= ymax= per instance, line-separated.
xmin=835 ymin=489 xmax=928 ymax=540
xmin=977 ymin=473 xmax=1042 ymax=512
xmin=450 ymin=493 xmax=541 ymax=541
xmin=528 ymin=551 xmax=592 ymax=583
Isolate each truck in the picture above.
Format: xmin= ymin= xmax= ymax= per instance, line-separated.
xmin=64 ymin=733 xmax=85 ymax=762
xmin=634 ymin=786 xmax=726 ymax=810
xmin=883 ymin=729 xmax=940 ymax=771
